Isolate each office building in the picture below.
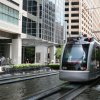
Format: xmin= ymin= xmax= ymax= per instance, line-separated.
xmin=65 ymin=0 xmax=100 ymax=40
xmin=0 ymin=0 xmax=65 ymax=65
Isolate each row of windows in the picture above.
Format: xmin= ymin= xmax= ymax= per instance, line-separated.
xmin=43 ymin=10 xmax=64 ymax=18
xmin=0 ymin=3 xmax=18 ymax=18
xmin=22 ymin=16 xmax=41 ymax=38
xmin=65 ymin=14 xmax=79 ymax=17
xmin=44 ymin=2 xmax=64 ymax=11
xmin=42 ymin=35 xmax=63 ymax=40
xmin=65 ymin=2 xmax=79 ymax=5
xmin=22 ymin=0 xmax=64 ymax=44
xmin=42 ymin=23 xmax=63 ymax=32
xmin=67 ymin=26 xmax=79 ymax=29
xmin=0 ymin=13 xmax=18 ymax=25
xmin=65 ymin=8 xmax=79 ymax=11
xmin=65 ymin=20 xmax=79 ymax=23
xmin=67 ymin=32 xmax=79 ymax=35
xmin=42 ymin=35 xmax=63 ymax=43
xmin=0 ymin=3 xmax=18 ymax=25
xmin=23 ymin=2 xmax=42 ymax=18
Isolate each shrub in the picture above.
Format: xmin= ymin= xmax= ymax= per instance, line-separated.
xmin=10 ymin=65 xmax=13 ymax=67
xmin=10 ymin=63 xmax=41 ymax=68
xmin=49 ymin=63 xmax=60 ymax=65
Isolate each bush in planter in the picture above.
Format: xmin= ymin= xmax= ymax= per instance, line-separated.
xmin=25 ymin=64 xmax=30 ymax=67
xmin=10 ymin=65 xmax=13 ymax=67
xmin=31 ymin=63 xmax=40 ymax=66
xmin=49 ymin=63 xmax=60 ymax=65
xmin=13 ymin=64 xmax=18 ymax=68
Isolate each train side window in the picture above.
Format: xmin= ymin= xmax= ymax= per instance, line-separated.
xmin=96 ymin=46 xmax=100 ymax=68
xmin=91 ymin=45 xmax=96 ymax=68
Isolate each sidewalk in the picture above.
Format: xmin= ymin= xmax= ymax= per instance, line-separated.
xmin=0 ymin=65 xmax=10 ymax=68
xmin=0 ymin=65 xmax=10 ymax=72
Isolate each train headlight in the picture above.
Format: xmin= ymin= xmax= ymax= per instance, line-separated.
xmin=84 ymin=38 xmax=91 ymax=42
xmin=62 ymin=67 xmax=65 ymax=69
xmin=81 ymin=67 xmax=86 ymax=70
xmin=84 ymin=67 xmax=86 ymax=70
xmin=62 ymin=67 xmax=67 ymax=70
xmin=68 ymin=38 xmax=71 ymax=41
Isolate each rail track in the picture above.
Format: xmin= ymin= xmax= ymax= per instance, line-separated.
xmin=20 ymin=77 xmax=100 ymax=100
xmin=0 ymin=71 xmax=58 ymax=85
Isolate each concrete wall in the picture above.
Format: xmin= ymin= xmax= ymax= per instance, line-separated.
xmin=35 ymin=46 xmax=48 ymax=65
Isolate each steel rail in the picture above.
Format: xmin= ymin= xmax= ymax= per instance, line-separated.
xmin=0 ymin=72 xmax=59 ymax=85
xmin=58 ymin=78 xmax=100 ymax=100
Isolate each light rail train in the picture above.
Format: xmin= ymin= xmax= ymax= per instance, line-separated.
xmin=59 ymin=36 xmax=100 ymax=82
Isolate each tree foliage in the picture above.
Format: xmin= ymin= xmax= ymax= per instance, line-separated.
xmin=96 ymin=48 xmax=100 ymax=61
xmin=55 ymin=45 xmax=63 ymax=59
xmin=91 ymin=48 xmax=100 ymax=61
xmin=26 ymin=47 xmax=35 ymax=55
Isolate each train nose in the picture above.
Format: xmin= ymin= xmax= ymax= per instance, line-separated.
xmin=59 ymin=70 xmax=90 ymax=82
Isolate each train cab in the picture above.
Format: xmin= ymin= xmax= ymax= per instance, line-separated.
xmin=59 ymin=36 xmax=100 ymax=82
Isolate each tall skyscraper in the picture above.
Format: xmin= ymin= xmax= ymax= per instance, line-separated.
xmin=65 ymin=0 xmax=100 ymax=40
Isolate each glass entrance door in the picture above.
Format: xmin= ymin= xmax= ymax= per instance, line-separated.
xmin=22 ymin=46 xmax=35 ymax=63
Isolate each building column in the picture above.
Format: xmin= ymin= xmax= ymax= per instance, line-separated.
xmin=49 ymin=46 xmax=56 ymax=63
xmin=10 ymin=44 xmax=12 ymax=59
xmin=12 ymin=39 xmax=22 ymax=64
xmin=35 ymin=46 xmax=48 ymax=65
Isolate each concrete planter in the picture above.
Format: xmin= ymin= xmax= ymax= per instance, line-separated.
xmin=48 ymin=65 xmax=59 ymax=69
xmin=4 ymin=66 xmax=41 ymax=74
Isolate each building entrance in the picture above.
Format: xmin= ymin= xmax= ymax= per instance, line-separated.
xmin=22 ymin=46 xmax=35 ymax=63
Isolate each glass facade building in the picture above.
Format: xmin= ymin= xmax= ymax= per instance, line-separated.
xmin=22 ymin=0 xmax=65 ymax=45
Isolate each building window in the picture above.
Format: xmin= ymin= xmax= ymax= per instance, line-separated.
xmin=71 ymin=32 xmax=78 ymax=34
xmin=23 ymin=0 xmax=27 ymax=11
xmin=65 ymin=20 xmax=69 ymax=23
xmin=7 ymin=0 xmax=19 ymax=6
xmin=65 ymin=14 xmax=69 ymax=17
xmin=0 ymin=3 xmax=19 ymax=25
xmin=71 ymin=8 xmax=79 ymax=11
xmin=39 ymin=4 xmax=42 ymax=19
xmin=71 ymin=14 xmax=79 ymax=17
xmin=65 ymin=8 xmax=69 ymax=11
xmin=65 ymin=2 xmax=69 ymax=5
xmin=26 ymin=0 xmax=37 ymax=16
xmin=22 ymin=16 xmax=39 ymax=38
xmin=71 ymin=2 xmax=79 ymax=5
xmin=22 ymin=16 xmax=27 ymax=33
xmin=71 ymin=26 xmax=79 ymax=29
xmin=71 ymin=20 xmax=79 ymax=23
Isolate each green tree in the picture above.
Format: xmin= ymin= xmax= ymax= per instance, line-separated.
xmin=55 ymin=45 xmax=63 ymax=59
xmin=96 ymin=48 xmax=100 ymax=61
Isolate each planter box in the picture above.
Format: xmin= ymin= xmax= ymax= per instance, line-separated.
xmin=48 ymin=65 xmax=59 ymax=69
xmin=4 ymin=66 xmax=42 ymax=74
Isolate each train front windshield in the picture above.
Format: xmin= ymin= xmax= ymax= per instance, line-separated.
xmin=62 ymin=44 xmax=89 ymax=70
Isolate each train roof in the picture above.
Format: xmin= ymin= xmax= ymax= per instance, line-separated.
xmin=67 ymin=36 xmax=100 ymax=46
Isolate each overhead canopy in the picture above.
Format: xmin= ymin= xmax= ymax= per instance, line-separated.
xmin=22 ymin=38 xmax=58 ymax=47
